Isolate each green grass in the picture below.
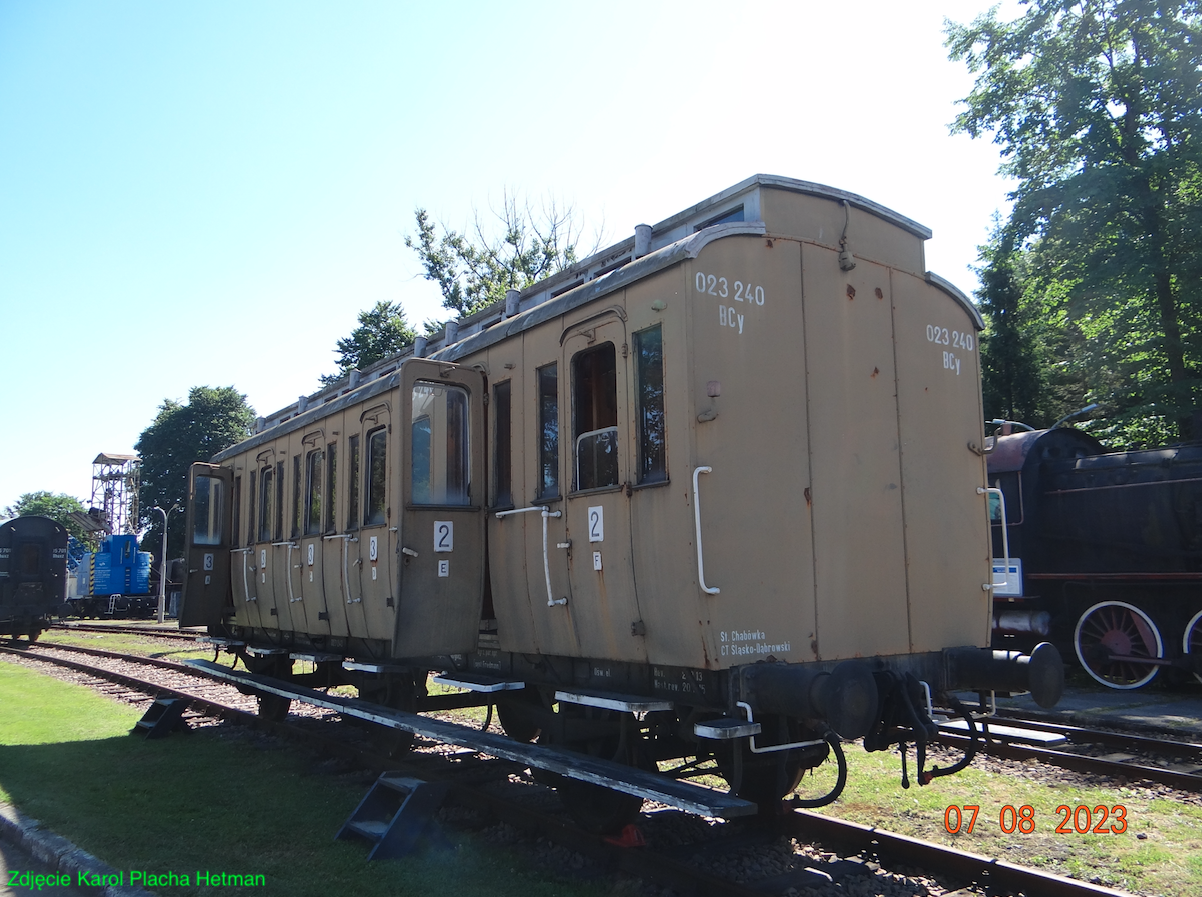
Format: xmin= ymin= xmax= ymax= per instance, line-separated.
xmin=0 ymin=661 xmax=607 ymax=897
xmin=797 ymin=744 xmax=1202 ymax=897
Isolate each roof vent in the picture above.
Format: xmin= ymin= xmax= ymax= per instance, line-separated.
xmin=445 ymin=320 xmax=459 ymax=344
xmin=414 ymin=336 xmax=428 ymax=357
xmin=634 ymin=224 xmax=652 ymax=258
xmin=504 ymin=289 xmax=521 ymax=319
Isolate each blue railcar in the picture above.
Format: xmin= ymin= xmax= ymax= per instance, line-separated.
xmin=68 ymin=533 xmax=155 ymax=617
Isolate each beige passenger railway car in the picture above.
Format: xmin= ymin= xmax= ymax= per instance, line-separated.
xmin=182 ymin=175 xmax=1060 ymax=826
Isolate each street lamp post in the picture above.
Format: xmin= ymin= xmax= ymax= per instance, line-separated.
xmin=153 ymin=503 xmax=180 ymax=624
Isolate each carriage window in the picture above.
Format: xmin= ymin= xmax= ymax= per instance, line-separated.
xmin=275 ymin=461 xmax=284 ymax=540
xmin=232 ymin=476 xmax=242 ymax=546
xmin=258 ymin=466 xmax=274 ymax=543
xmin=291 ymin=455 xmax=302 ymax=538
xmin=365 ymin=427 xmax=387 ymax=525
xmin=494 ymin=380 xmax=512 ymax=507
xmin=192 ymin=475 xmax=225 ymax=546
xmin=304 ymin=448 xmax=323 ymax=535
xmin=573 ymin=343 xmax=618 ymax=490
xmin=247 ymin=470 xmax=257 ymax=544
xmin=410 ymin=382 xmax=471 ymax=505
xmin=347 ymin=435 xmax=360 ymax=530
xmin=325 ymin=442 xmax=338 ymax=533
xmin=537 ymin=364 xmax=559 ymax=499
xmin=635 ymin=325 xmax=666 ymax=483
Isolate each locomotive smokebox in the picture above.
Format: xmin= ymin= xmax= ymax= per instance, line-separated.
xmin=945 ymin=643 xmax=1064 ymax=709
xmin=737 ymin=660 xmax=879 ymax=739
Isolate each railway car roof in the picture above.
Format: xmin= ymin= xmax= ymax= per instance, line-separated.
xmin=230 ymin=174 xmax=979 ymax=455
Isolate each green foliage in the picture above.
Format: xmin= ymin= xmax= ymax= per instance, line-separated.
xmin=320 ymin=300 xmax=417 ymax=385
xmin=1 ymin=491 xmax=88 ymax=542
xmin=948 ymin=0 xmax=1202 ymax=446
xmin=135 ymin=386 xmax=255 ymax=557
xmin=405 ymin=193 xmax=589 ymax=317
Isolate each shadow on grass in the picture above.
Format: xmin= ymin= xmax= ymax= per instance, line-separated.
xmin=0 ymin=729 xmax=606 ymax=897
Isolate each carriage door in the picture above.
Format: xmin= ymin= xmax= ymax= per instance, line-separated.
xmin=181 ymin=462 xmax=233 ymax=628
xmin=562 ymin=316 xmax=647 ymax=663
xmin=393 ymin=360 xmax=486 ymax=657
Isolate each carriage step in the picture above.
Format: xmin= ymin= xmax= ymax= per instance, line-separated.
xmin=132 ymin=698 xmax=190 ymax=739
xmin=335 ymin=774 xmax=450 ymax=861
xmin=289 ymin=651 xmax=343 ymax=663
xmin=694 ymin=718 xmax=762 ymax=740
xmin=432 ymin=672 xmax=525 ymax=693
xmin=940 ymin=719 xmax=1067 ymax=745
xmin=554 ymin=688 xmax=672 ymax=713
xmin=245 ymin=645 xmax=289 ymax=656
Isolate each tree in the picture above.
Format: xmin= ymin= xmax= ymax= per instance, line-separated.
xmin=136 ymin=386 xmax=255 ymax=558
xmin=3 ymin=491 xmax=89 ymax=542
xmin=405 ymin=192 xmax=594 ymax=317
xmin=320 ymin=301 xmax=416 ymax=385
xmin=948 ymin=0 xmax=1202 ymax=445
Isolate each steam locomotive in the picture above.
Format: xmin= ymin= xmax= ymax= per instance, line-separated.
xmin=988 ymin=424 xmax=1202 ymax=689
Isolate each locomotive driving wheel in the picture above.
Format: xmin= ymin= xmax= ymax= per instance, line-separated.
xmin=1183 ymin=610 xmax=1202 ymax=686
xmin=1074 ymin=600 xmax=1164 ymax=689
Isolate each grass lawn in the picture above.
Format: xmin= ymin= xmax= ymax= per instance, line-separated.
xmin=0 ymin=660 xmax=608 ymax=897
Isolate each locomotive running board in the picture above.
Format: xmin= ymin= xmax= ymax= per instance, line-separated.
xmin=185 ymin=659 xmax=758 ymax=819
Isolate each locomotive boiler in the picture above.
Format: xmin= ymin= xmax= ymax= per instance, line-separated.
xmin=988 ymin=425 xmax=1202 ymax=689
xmin=180 ymin=175 xmax=1061 ymax=828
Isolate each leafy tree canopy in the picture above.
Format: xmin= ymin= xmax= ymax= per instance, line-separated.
xmin=405 ymin=193 xmax=592 ymax=318
xmin=136 ymin=386 xmax=255 ymax=558
xmin=2 ymin=491 xmax=89 ymax=542
xmin=948 ymin=0 xmax=1202 ymax=446
xmin=320 ymin=301 xmax=417 ymax=386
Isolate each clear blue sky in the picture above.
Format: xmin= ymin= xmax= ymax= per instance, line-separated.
xmin=0 ymin=0 xmax=1018 ymax=514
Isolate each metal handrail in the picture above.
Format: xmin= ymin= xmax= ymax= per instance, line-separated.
xmin=979 ymin=486 xmax=1011 ymax=590
xmin=692 ymin=466 xmax=720 ymax=595
xmin=495 ymin=506 xmax=567 ymax=606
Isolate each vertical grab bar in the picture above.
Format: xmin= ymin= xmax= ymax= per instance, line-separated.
xmin=978 ymin=486 xmax=1010 ymax=589
xmin=495 ymin=506 xmax=567 ymax=607
xmin=693 ymin=466 xmax=720 ymax=595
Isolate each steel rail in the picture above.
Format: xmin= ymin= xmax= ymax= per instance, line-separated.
xmin=935 ymin=730 xmax=1202 ymax=791
xmin=782 ymin=810 xmax=1135 ymax=897
xmin=49 ymin=622 xmax=201 ymax=641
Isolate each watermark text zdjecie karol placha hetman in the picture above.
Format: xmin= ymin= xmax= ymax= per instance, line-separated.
xmin=8 ymin=869 xmax=266 ymax=890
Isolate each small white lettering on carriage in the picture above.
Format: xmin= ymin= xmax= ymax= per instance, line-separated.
xmin=943 ymin=351 xmax=962 ymax=375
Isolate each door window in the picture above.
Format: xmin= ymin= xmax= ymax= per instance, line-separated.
xmin=258 ymin=466 xmax=274 ymax=543
xmin=192 ymin=476 xmax=225 ymax=545
xmin=365 ymin=427 xmax=387 ymax=525
xmin=572 ymin=343 xmax=618 ymax=490
xmin=304 ymin=448 xmax=324 ymax=535
xmin=410 ymin=382 xmax=471 ymax=505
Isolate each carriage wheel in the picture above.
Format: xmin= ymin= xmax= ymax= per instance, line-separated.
xmin=1182 ymin=610 xmax=1202 ymax=686
xmin=1074 ymin=601 xmax=1163 ymax=689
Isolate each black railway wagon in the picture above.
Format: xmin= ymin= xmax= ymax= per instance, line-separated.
xmin=987 ymin=426 xmax=1202 ymax=688
xmin=0 ymin=515 xmax=68 ymax=640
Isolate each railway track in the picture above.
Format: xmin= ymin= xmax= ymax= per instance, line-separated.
xmin=49 ymin=621 xmax=204 ymax=642
xmin=0 ymin=639 xmax=1141 ymax=896
xmin=937 ymin=710 xmax=1202 ymax=791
